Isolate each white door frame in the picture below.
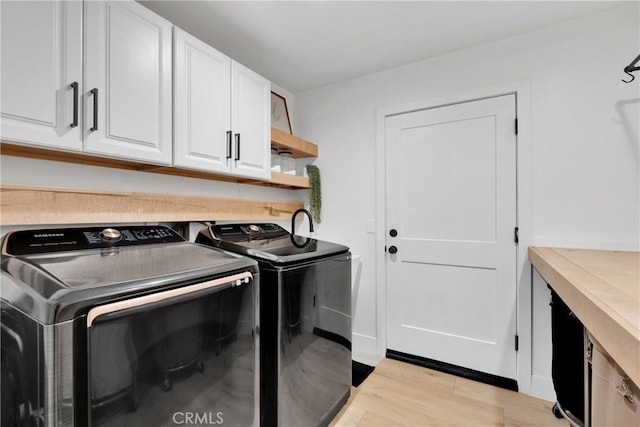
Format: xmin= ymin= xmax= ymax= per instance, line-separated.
xmin=375 ymin=80 xmax=533 ymax=394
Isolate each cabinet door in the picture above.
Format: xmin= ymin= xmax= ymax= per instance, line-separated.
xmin=84 ymin=1 xmax=172 ymax=165
xmin=173 ymin=28 xmax=232 ymax=173
xmin=0 ymin=0 xmax=82 ymax=151
xmin=231 ymin=62 xmax=271 ymax=180
xmin=592 ymin=345 xmax=640 ymax=427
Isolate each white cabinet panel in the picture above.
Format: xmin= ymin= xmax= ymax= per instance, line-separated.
xmin=231 ymin=62 xmax=271 ymax=180
xmin=174 ymin=29 xmax=270 ymax=180
xmin=0 ymin=0 xmax=82 ymax=151
xmin=84 ymin=1 xmax=172 ymax=165
xmin=173 ymin=28 xmax=231 ymax=173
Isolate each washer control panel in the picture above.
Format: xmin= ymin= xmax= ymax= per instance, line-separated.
xmin=212 ymin=223 xmax=288 ymax=241
xmin=4 ymin=226 xmax=184 ymax=255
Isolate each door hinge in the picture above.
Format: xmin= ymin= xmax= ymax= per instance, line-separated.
xmin=515 ymin=335 xmax=519 ymax=351
xmin=515 ymin=118 xmax=519 ymax=135
xmin=514 ymin=227 xmax=519 ymax=244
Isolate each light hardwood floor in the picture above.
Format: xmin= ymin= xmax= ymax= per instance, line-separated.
xmin=331 ymin=358 xmax=566 ymax=427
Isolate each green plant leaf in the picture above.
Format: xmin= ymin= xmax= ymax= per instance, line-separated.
xmin=306 ymin=164 xmax=322 ymax=224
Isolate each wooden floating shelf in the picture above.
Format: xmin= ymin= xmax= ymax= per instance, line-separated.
xmin=1 ymin=142 xmax=310 ymax=190
xmin=0 ymin=185 xmax=304 ymax=225
xmin=271 ymin=127 xmax=318 ymax=158
xmin=270 ymin=172 xmax=310 ymax=189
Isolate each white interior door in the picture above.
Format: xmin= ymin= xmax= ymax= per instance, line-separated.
xmin=385 ymin=94 xmax=517 ymax=380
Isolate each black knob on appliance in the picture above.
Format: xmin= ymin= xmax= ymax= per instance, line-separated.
xmin=388 ymin=245 xmax=398 ymax=254
xmin=389 ymin=229 xmax=398 ymax=237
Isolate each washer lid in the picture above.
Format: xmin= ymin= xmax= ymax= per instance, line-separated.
xmin=1 ymin=226 xmax=258 ymax=324
xmin=204 ymin=223 xmax=349 ymax=265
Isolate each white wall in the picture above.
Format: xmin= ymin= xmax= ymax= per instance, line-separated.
xmin=293 ymin=4 xmax=639 ymax=399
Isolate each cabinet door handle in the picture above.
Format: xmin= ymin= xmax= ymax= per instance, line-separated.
xmin=226 ymin=130 xmax=232 ymax=159
xmin=70 ymin=82 xmax=78 ymax=128
xmin=235 ymin=133 xmax=240 ymax=161
xmin=90 ymin=88 xmax=98 ymax=132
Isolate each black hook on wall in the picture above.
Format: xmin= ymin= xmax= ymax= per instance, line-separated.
xmin=622 ymin=54 xmax=640 ymax=83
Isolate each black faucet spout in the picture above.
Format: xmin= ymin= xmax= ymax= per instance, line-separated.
xmin=292 ymin=208 xmax=314 ymax=235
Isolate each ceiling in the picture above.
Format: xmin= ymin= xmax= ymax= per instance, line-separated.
xmin=140 ymin=1 xmax=624 ymax=93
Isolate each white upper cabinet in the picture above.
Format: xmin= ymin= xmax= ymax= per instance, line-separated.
xmin=231 ymin=61 xmax=271 ymax=180
xmin=173 ymin=28 xmax=231 ymax=173
xmin=2 ymin=1 xmax=272 ymax=180
xmin=84 ymin=1 xmax=173 ymax=165
xmin=174 ymin=28 xmax=271 ymax=180
xmin=0 ymin=0 xmax=83 ymax=151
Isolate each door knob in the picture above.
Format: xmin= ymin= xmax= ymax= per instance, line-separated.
xmin=389 ymin=229 xmax=398 ymax=237
xmin=388 ymin=245 xmax=398 ymax=254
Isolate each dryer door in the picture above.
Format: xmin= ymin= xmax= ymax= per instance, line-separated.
xmin=84 ymin=272 xmax=256 ymax=427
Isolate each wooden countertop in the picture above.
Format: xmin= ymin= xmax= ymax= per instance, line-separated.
xmin=529 ymin=247 xmax=640 ymax=386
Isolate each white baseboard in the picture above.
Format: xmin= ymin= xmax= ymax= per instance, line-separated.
xmin=529 ymin=374 xmax=557 ymax=402
xmin=352 ymin=333 xmax=382 ymax=366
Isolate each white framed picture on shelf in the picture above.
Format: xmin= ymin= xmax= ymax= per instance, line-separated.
xmin=271 ymin=91 xmax=292 ymax=134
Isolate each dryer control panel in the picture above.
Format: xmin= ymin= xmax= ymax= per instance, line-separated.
xmin=211 ymin=223 xmax=289 ymax=241
xmin=3 ymin=226 xmax=184 ymax=255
